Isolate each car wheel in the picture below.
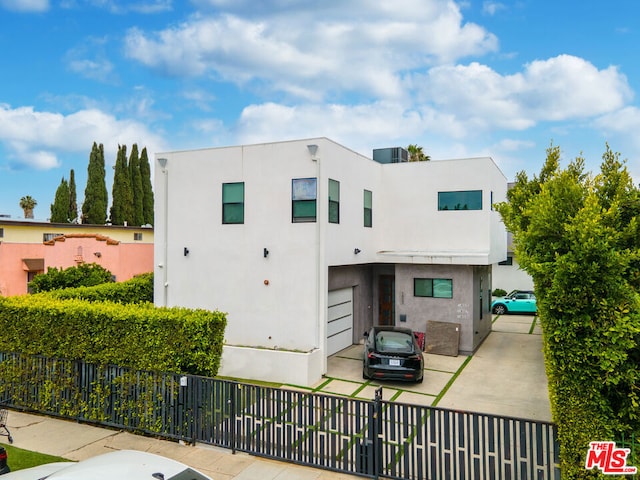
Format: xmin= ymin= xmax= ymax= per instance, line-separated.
xmin=362 ymin=368 xmax=368 ymax=380
xmin=417 ymin=375 xmax=424 ymax=384
xmin=493 ymin=304 xmax=507 ymax=315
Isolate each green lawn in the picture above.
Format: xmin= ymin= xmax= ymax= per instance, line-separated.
xmin=2 ymin=444 xmax=69 ymax=472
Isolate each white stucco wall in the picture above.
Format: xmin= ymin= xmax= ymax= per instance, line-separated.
xmin=492 ymin=256 xmax=535 ymax=292
xmin=377 ymin=158 xmax=507 ymax=264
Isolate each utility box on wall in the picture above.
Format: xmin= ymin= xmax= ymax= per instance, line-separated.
xmin=425 ymin=320 xmax=460 ymax=356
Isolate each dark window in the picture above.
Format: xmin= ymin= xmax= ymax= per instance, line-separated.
xmin=292 ymin=178 xmax=317 ymax=223
xmin=328 ymin=179 xmax=340 ymax=224
xmin=414 ymin=278 xmax=453 ymax=298
xmin=498 ymin=256 xmax=513 ymax=266
xmin=364 ymin=190 xmax=372 ymax=227
xmin=222 ymin=182 xmax=245 ymax=224
xmin=134 ymin=232 xmax=143 ymax=241
xmin=43 ymin=233 xmax=63 ymax=242
xmin=438 ymin=190 xmax=482 ymax=211
xmin=0 ymin=228 xmax=3 ymax=238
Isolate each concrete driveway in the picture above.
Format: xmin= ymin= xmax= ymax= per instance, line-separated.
xmin=313 ymin=314 xmax=552 ymax=422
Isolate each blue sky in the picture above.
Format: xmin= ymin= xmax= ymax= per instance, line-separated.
xmin=1 ymin=0 xmax=639 ymax=220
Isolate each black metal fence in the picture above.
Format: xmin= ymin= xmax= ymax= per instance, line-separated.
xmin=0 ymin=352 xmax=560 ymax=479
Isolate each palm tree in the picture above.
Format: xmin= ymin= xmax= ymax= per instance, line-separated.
xmin=407 ymin=144 xmax=431 ymax=162
xmin=19 ymin=195 xmax=37 ymax=219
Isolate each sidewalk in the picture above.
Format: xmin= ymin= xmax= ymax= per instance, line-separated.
xmin=1 ymin=410 xmax=359 ymax=479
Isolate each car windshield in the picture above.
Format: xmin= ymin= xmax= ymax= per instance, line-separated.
xmin=375 ymin=331 xmax=414 ymax=353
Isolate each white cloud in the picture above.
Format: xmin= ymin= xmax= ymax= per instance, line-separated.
xmin=0 ymin=104 xmax=166 ymax=170
xmin=124 ymin=0 xmax=498 ymax=100
xmin=482 ymin=1 xmax=505 ymax=16
xmin=0 ymin=0 xmax=48 ymax=12
xmin=84 ymin=0 xmax=172 ymax=14
xmin=412 ymin=55 xmax=632 ymax=135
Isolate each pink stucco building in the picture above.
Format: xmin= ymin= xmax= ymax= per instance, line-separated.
xmin=0 ymin=219 xmax=154 ymax=296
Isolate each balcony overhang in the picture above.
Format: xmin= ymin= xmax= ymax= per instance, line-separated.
xmin=376 ymin=250 xmax=492 ymax=265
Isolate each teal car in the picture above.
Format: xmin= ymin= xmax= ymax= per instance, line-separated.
xmin=491 ymin=290 xmax=537 ymax=315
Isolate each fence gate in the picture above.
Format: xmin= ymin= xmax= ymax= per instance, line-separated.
xmin=0 ymin=353 xmax=560 ymax=480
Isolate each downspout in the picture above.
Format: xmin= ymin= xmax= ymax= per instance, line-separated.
xmin=307 ymin=144 xmax=322 ymax=351
xmin=158 ymin=157 xmax=169 ymax=307
xmin=315 ymin=155 xmax=322 ymax=351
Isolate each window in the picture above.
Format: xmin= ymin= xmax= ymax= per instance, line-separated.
xmin=414 ymin=278 xmax=453 ymax=298
xmin=134 ymin=232 xmax=143 ymax=241
xmin=438 ymin=190 xmax=482 ymax=211
xmin=364 ymin=190 xmax=372 ymax=227
xmin=292 ymin=178 xmax=317 ymax=223
xmin=498 ymin=256 xmax=513 ymax=266
xmin=222 ymin=182 xmax=245 ymax=224
xmin=328 ymin=179 xmax=340 ymax=224
xmin=0 ymin=228 xmax=3 ymax=238
xmin=43 ymin=233 xmax=63 ymax=242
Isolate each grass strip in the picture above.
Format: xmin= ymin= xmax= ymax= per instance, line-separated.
xmin=431 ymin=355 xmax=473 ymax=407
xmin=528 ymin=317 xmax=538 ymax=335
xmin=2 ymin=444 xmax=69 ymax=472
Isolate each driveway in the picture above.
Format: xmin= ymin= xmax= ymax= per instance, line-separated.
xmin=313 ymin=314 xmax=552 ymax=422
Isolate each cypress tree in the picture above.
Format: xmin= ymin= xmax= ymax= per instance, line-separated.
xmin=110 ymin=145 xmax=134 ymax=225
xmin=68 ymin=169 xmax=78 ymax=223
xmin=50 ymin=177 xmax=70 ymax=223
xmin=129 ymin=144 xmax=144 ymax=226
xmin=140 ymin=147 xmax=154 ymax=225
xmin=82 ymin=142 xmax=108 ymax=224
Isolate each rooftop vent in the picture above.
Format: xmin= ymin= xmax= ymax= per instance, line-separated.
xmin=372 ymin=147 xmax=408 ymax=164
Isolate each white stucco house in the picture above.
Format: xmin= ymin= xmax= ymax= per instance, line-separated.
xmin=154 ymin=138 xmax=508 ymax=386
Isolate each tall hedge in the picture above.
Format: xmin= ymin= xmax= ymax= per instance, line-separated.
xmin=496 ymin=144 xmax=640 ymax=478
xmin=0 ymin=295 xmax=226 ymax=377
xmin=44 ymin=272 xmax=154 ymax=304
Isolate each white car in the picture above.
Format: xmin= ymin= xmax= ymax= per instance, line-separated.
xmin=1 ymin=449 xmax=212 ymax=480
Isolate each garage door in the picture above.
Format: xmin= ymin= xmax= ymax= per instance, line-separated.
xmin=327 ymin=288 xmax=353 ymax=356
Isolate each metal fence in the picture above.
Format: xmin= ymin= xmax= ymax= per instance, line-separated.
xmin=0 ymin=352 xmax=560 ymax=479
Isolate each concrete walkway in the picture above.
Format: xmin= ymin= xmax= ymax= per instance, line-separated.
xmin=0 ymin=314 xmax=552 ymax=478
xmin=317 ymin=314 xmax=552 ymax=422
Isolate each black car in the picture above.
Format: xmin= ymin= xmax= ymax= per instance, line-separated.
xmin=363 ymin=326 xmax=424 ymax=383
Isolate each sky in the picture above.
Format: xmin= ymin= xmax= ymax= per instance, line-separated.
xmin=1 ymin=0 xmax=640 ymax=220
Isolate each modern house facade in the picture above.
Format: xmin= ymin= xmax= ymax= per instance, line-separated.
xmin=0 ymin=219 xmax=154 ymax=296
xmin=154 ymin=138 xmax=508 ymax=385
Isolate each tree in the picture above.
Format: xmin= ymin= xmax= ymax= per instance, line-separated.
xmin=50 ymin=177 xmax=70 ymax=223
xmin=407 ymin=144 xmax=430 ymax=162
xmin=140 ymin=147 xmax=154 ymax=225
xmin=82 ymin=142 xmax=108 ymax=224
xmin=68 ymin=169 xmax=78 ymax=223
xmin=19 ymin=195 xmax=37 ymax=219
xmin=496 ymin=144 xmax=640 ymax=478
xmin=129 ymin=144 xmax=144 ymax=226
xmin=110 ymin=145 xmax=134 ymax=225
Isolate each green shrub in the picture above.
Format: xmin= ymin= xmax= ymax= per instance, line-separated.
xmin=0 ymin=295 xmax=225 ymax=376
xmin=43 ymin=272 xmax=154 ymax=304
xmin=28 ymin=263 xmax=113 ymax=293
xmin=492 ymin=288 xmax=507 ymax=297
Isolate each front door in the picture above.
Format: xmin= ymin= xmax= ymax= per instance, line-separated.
xmin=378 ymin=275 xmax=395 ymax=326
